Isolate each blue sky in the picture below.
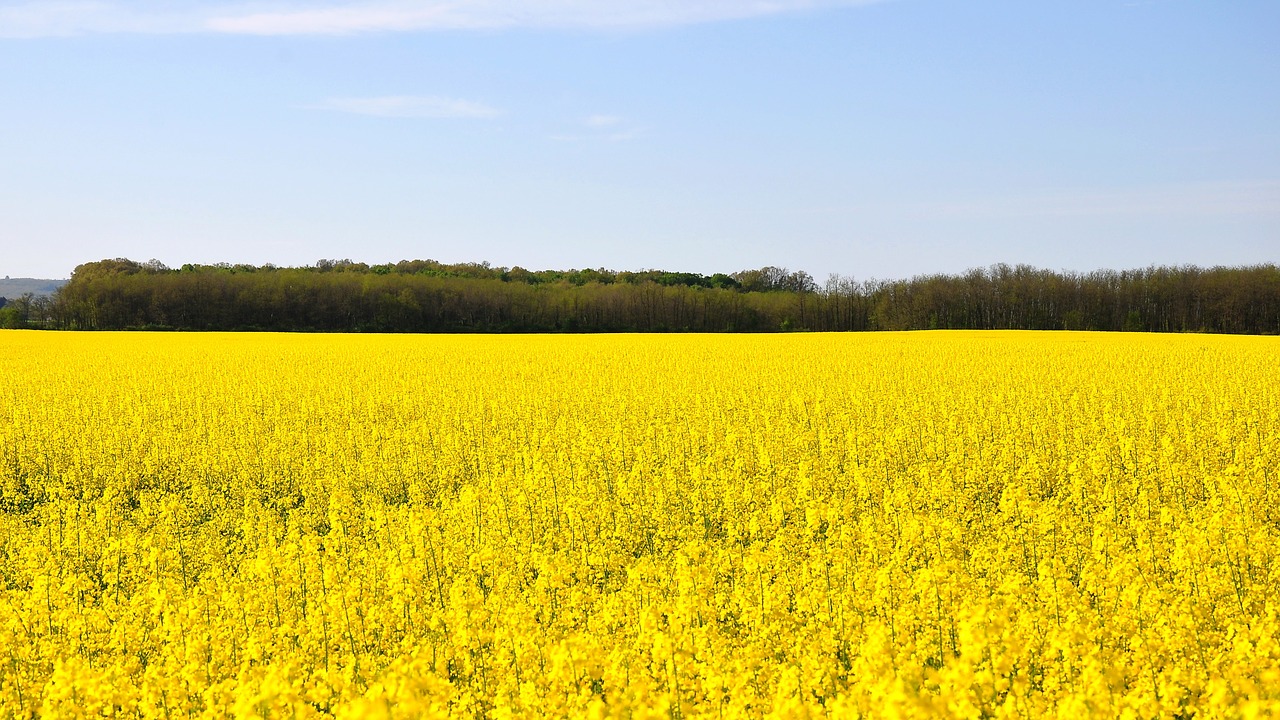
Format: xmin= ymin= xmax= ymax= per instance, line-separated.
xmin=2 ymin=0 xmax=1277 ymax=280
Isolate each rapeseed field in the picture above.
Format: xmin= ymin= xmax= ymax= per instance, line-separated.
xmin=0 ymin=330 xmax=1276 ymax=718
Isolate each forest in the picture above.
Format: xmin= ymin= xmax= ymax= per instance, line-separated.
xmin=3 ymin=258 xmax=1277 ymax=334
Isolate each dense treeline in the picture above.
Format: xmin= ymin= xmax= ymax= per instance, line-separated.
xmin=10 ymin=258 xmax=1279 ymax=334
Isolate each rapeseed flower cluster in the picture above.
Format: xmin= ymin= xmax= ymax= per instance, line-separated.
xmin=0 ymin=330 xmax=1276 ymax=718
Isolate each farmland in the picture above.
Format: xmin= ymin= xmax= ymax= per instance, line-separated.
xmin=0 ymin=330 xmax=1277 ymax=718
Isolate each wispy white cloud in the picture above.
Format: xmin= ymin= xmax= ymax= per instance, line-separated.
xmin=207 ymin=1 xmax=886 ymax=35
xmin=0 ymin=0 xmax=887 ymax=38
xmin=551 ymin=114 xmax=645 ymax=142
xmin=585 ymin=114 xmax=623 ymax=128
xmin=603 ymin=127 xmax=646 ymax=142
xmin=313 ymin=95 xmax=502 ymax=119
xmin=0 ymin=1 xmax=197 ymax=38
xmin=208 ymin=3 xmax=473 ymax=35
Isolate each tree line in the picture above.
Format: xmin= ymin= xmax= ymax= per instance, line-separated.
xmin=7 ymin=258 xmax=1278 ymax=334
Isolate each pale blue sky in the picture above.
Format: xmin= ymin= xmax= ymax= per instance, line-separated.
xmin=2 ymin=0 xmax=1277 ymax=280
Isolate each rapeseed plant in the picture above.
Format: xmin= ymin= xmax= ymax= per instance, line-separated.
xmin=0 ymin=330 xmax=1276 ymax=718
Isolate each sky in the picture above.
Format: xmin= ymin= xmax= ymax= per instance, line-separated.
xmin=1 ymin=0 xmax=1277 ymax=281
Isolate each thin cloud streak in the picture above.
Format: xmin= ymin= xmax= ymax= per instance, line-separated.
xmin=551 ymin=114 xmax=645 ymax=142
xmin=0 ymin=1 xmax=196 ymax=37
xmin=0 ymin=0 xmax=888 ymax=37
xmin=209 ymin=4 xmax=477 ymax=35
xmin=313 ymin=95 xmax=502 ymax=119
xmin=207 ymin=1 xmax=887 ymax=35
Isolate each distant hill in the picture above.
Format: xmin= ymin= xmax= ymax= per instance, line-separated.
xmin=0 ymin=278 xmax=66 ymax=299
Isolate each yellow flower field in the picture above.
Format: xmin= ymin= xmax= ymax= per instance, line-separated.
xmin=0 ymin=330 xmax=1277 ymax=719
